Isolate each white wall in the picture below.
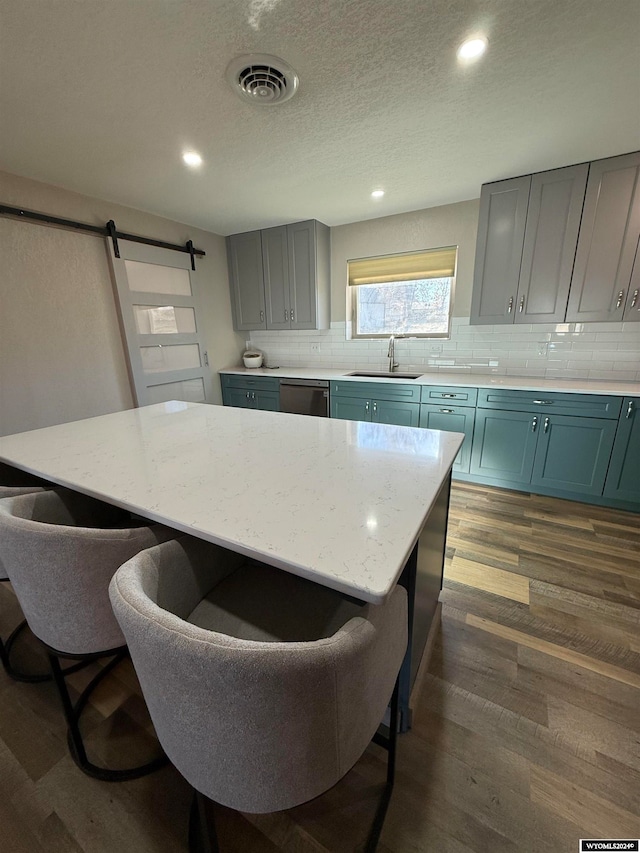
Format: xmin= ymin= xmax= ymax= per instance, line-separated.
xmin=0 ymin=171 xmax=244 ymax=436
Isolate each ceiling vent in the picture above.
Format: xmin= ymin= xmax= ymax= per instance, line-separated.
xmin=226 ymin=54 xmax=299 ymax=105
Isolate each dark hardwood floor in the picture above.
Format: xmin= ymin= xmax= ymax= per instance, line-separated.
xmin=1 ymin=483 xmax=639 ymax=852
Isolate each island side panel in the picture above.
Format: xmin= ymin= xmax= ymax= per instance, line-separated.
xmin=398 ymin=471 xmax=452 ymax=730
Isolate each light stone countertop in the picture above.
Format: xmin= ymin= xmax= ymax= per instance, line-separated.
xmin=220 ymin=367 xmax=640 ymax=396
xmin=0 ymin=402 xmax=463 ymax=604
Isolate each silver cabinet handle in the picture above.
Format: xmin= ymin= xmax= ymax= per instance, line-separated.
xmin=532 ymin=399 xmax=554 ymax=405
xmin=616 ymin=290 xmax=625 ymax=309
xmin=290 ymin=309 xmax=294 ymax=321
xmin=439 ymin=408 xmax=455 ymax=413
xmin=442 ymin=393 xmax=457 ymax=398
xmin=246 ymin=392 xmax=250 ymax=399
xmin=284 ymin=309 xmax=288 ymax=321
xmin=507 ymin=296 xmax=514 ymax=314
xmin=260 ymin=310 xmax=264 ymax=322
xmin=373 ymin=401 xmax=378 ymax=412
xmin=631 ymin=289 xmax=639 ymax=308
xmin=365 ymin=401 xmax=370 ymax=412
xmin=519 ymin=295 xmax=525 ymax=312
xmin=531 ymin=416 xmax=538 ymax=432
xmin=627 ymin=400 xmax=634 ymax=419
xmin=543 ymin=417 xmax=550 ymax=433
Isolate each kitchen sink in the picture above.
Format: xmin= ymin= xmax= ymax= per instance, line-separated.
xmin=347 ymin=371 xmax=422 ymax=379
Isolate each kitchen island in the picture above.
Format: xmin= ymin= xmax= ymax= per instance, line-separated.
xmin=0 ymin=401 xmax=463 ymax=727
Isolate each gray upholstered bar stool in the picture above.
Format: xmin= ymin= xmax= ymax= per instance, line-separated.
xmin=0 ymin=472 xmax=52 ymax=682
xmin=0 ymin=487 xmax=176 ymax=781
xmin=110 ymin=536 xmax=408 ymax=852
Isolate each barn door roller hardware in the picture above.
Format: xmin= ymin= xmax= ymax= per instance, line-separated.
xmin=0 ymin=204 xmax=205 ymax=270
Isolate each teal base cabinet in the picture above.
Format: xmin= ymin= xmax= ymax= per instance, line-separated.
xmin=470 ymin=409 xmax=538 ymax=483
xmin=330 ymin=380 xmax=420 ymax=427
xmin=604 ymin=398 xmax=640 ymax=503
xmin=220 ymin=374 xmax=280 ymax=412
xmin=420 ymin=404 xmax=475 ymax=473
xmin=531 ymin=415 xmax=618 ymax=495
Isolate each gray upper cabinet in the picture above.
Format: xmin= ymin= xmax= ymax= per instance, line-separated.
xmin=228 ymin=219 xmax=330 ymax=332
xmin=516 ymin=164 xmax=588 ymax=323
xmin=262 ymin=225 xmax=290 ymax=331
xmin=227 ymin=230 xmax=266 ymax=331
xmin=470 ymin=176 xmax=531 ymax=324
xmin=471 ymin=165 xmax=589 ymax=326
xmin=623 ymin=238 xmax=640 ymax=322
xmin=566 ymin=151 xmax=640 ymax=322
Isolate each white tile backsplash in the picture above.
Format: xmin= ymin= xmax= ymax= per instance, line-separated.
xmin=248 ymin=318 xmax=640 ymax=382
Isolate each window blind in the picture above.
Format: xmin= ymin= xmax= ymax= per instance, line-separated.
xmin=348 ymin=246 xmax=457 ymax=286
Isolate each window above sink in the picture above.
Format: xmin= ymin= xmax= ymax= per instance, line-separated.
xmin=347 ymin=246 xmax=457 ymax=340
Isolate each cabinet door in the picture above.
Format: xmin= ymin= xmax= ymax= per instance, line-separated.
xmin=254 ymin=390 xmax=280 ymax=412
xmin=604 ymin=399 xmax=640 ymax=503
xmin=287 ymin=221 xmax=316 ymax=330
xmin=566 ymin=152 xmax=640 ymax=322
xmin=419 ymin=404 xmax=475 ymax=473
xmin=516 ymin=164 xmax=588 ymax=323
xmin=262 ymin=226 xmax=291 ymax=330
xmin=623 ymin=239 xmax=640 ymax=322
xmin=470 ymin=176 xmax=531 ymax=325
xmin=531 ymin=415 xmax=617 ymax=495
xmin=470 ymin=409 xmax=538 ymax=483
xmin=223 ymin=387 xmax=255 ymax=409
xmin=330 ymin=396 xmax=371 ymax=422
xmin=373 ymin=400 xmax=420 ymax=428
xmin=227 ymin=231 xmax=266 ymax=330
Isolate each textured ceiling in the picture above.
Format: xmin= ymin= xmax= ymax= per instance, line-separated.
xmin=1 ymin=0 xmax=639 ymax=235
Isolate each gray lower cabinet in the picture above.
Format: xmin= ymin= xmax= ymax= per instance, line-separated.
xmin=565 ymin=151 xmax=640 ymax=322
xmin=530 ymin=414 xmax=618 ymax=495
xmin=470 ymin=409 xmax=539 ymax=482
xmin=604 ymin=398 xmax=640 ymax=502
xmin=227 ymin=220 xmax=330 ymax=332
xmin=420 ymin=404 xmax=475 ymax=473
xmin=220 ymin=374 xmax=280 ymax=411
xmin=330 ymin=380 xmax=421 ymax=426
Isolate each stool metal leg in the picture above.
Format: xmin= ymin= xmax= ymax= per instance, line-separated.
xmin=364 ymin=676 xmax=400 ymax=853
xmin=1 ymin=619 xmax=52 ymax=683
xmin=189 ymin=790 xmax=219 ymax=853
xmin=48 ymin=648 xmax=169 ymax=782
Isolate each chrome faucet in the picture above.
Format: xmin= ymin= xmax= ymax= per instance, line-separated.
xmin=387 ymin=335 xmax=399 ymax=372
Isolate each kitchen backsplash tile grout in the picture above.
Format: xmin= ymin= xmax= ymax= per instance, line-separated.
xmin=248 ymin=318 xmax=640 ymax=382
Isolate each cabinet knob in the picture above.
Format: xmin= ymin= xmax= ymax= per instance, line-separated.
xmin=284 ymin=309 xmax=288 ymax=321
xmin=519 ymin=295 xmax=525 ymax=313
xmin=631 ymin=289 xmax=639 ymax=309
xmin=290 ymin=309 xmax=294 ymax=321
xmin=507 ymin=296 xmax=514 ymax=314
xmin=260 ymin=310 xmax=264 ymax=321
xmin=616 ymin=290 xmax=625 ymax=309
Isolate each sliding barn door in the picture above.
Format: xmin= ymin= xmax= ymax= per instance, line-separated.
xmin=108 ymin=239 xmax=213 ymax=407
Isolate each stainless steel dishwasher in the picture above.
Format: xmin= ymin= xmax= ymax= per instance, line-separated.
xmin=279 ymin=378 xmax=329 ymax=417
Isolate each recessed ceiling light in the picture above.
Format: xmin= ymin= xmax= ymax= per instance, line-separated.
xmin=457 ymin=37 xmax=488 ymax=62
xmin=183 ymin=151 xmax=203 ymax=167
xmin=371 ymin=189 xmax=385 ymax=199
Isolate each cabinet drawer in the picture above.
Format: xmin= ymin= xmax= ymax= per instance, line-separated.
xmin=477 ymin=389 xmax=622 ymax=419
xmin=421 ymin=386 xmax=477 ymax=406
xmin=221 ymin=374 xmax=280 ymax=392
xmin=330 ymin=380 xmax=421 ymax=403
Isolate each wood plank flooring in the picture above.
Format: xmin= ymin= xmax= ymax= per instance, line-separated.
xmin=1 ymin=482 xmax=639 ymax=852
